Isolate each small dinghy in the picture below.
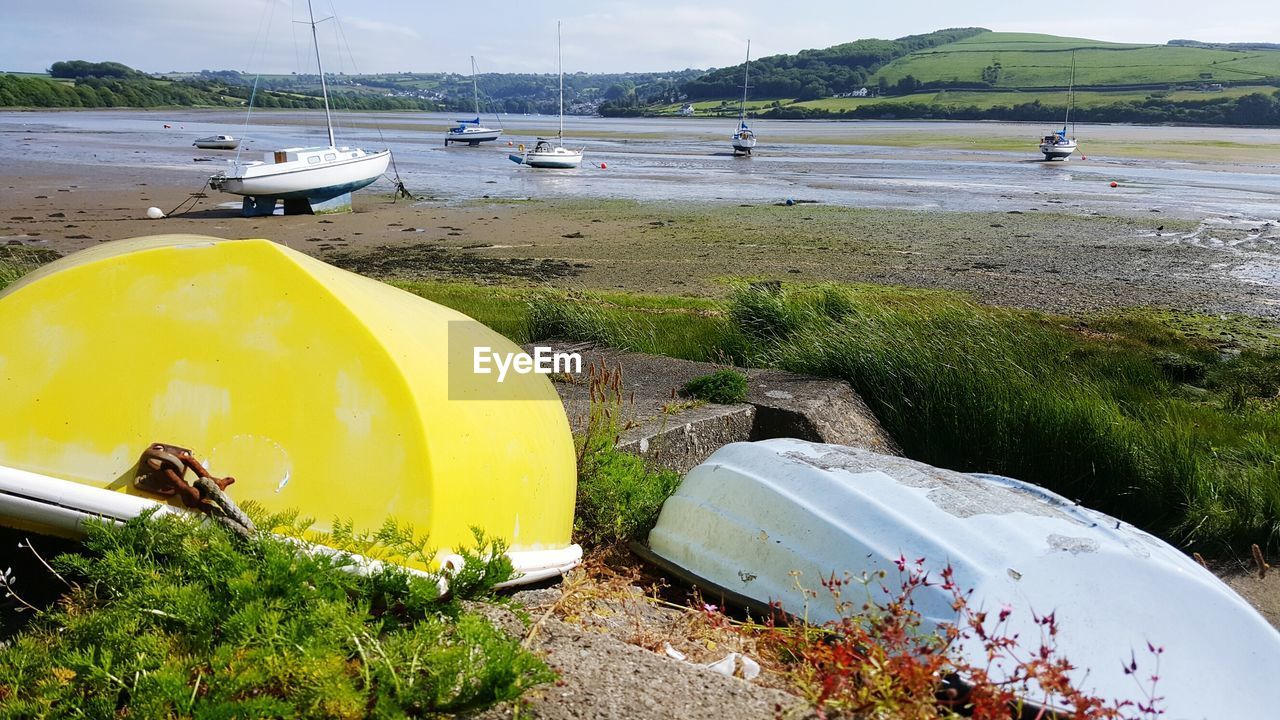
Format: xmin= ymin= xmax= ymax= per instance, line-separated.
xmin=192 ymin=134 xmax=240 ymax=150
xmin=643 ymin=438 xmax=1279 ymax=717
xmin=0 ymin=235 xmax=580 ymax=584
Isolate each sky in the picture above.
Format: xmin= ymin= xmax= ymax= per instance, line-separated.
xmin=2 ymin=0 xmax=1278 ymax=76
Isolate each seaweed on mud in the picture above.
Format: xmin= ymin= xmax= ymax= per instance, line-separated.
xmin=326 ymin=243 xmax=585 ymax=283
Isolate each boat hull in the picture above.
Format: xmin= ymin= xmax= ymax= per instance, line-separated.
xmin=446 ymin=127 xmax=502 ymax=145
xmin=0 ymin=462 xmax=580 ymax=586
xmin=1040 ymin=141 xmax=1077 ymax=160
xmin=524 ymin=148 xmax=584 ymax=169
xmin=212 ymin=149 xmax=391 ymax=201
xmin=646 ymin=439 xmax=1280 ymax=718
xmin=0 ymin=236 xmax=580 ymax=579
xmin=194 ymin=137 xmax=240 ymax=150
xmin=732 ymin=134 xmax=756 ymax=155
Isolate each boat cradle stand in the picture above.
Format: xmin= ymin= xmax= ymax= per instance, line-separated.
xmin=240 ymin=192 xmax=353 ymax=217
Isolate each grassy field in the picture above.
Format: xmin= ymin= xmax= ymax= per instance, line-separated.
xmin=652 ymin=98 xmax=785 ymax=116
xmin=423 ymin=280 xmax=1280 ymax=559
xmin=778 ymin=130 xmax=1280 ymax=161
xmin=796 ymin=84 xmax=1271 ymax=111
xmin=872 ymin=31 xmax=1280 ymax=88
xmin=939 ymin=32 xmax=1150 ymax=52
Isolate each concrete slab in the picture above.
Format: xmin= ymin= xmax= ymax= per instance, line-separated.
xmin=528 ymin=342 xmax=898 ymax=473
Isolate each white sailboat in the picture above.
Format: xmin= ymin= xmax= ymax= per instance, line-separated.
xmin=193 ymin=134 xmax=240 ymax=150
xmin=445 ymin=56 xmax=503 ymax=146
xmin=731 ymin=40 xmax=757 ymax=156
xmin=1039 ymin=51 xmax=1078 ymax=161
xmin=517 ymin=21 xmax=584 ymax=169
xmin=209 ymin=0 xmax=391 ymax=215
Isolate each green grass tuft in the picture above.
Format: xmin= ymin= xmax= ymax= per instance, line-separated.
xmin=572 ymin=364 xmax=683 ymax=549
xmin=683 ymin=369 xmax=749 ymax=405
xmin=507 ymin=281 xmax=1280 ymax=556
xmin=525 ymin=291 xmax=746 ymax=363
xmin=0 ymin=247 xmax=56 ymax=293
xmin=727 ymin=284 xmax=1280 ymax=555
xmin=0 ymin=511 xmax=552 ymax=716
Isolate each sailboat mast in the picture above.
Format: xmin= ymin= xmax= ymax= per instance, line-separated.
xmin=306 ymin=0 xmax=336 ymax=148
xmin=471 ymin=56 xmax=480 ymax=115
xmin=558 ymin=21 xmax=564 ymax=141
xmin=739 ymin=40 xmax=751 ymax=124
xmin=1063 ymin=50 xmax=1076 ymax=133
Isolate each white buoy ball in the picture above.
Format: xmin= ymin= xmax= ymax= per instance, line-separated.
xmin=146 ymin=207 xmax=164 ymax=219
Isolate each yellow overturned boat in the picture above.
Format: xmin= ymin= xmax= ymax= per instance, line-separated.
xmin=0 ymin=235 xmax=580 ymax=583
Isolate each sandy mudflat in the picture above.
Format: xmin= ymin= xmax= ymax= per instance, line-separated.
xmin=3 ymin=158 xmax=1279 ymax=321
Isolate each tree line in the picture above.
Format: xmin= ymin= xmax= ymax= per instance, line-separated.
xmin=0 ymin=72 xmax=431 ymax=111
xmin=0 ymin=61 xmax=705 ymax=116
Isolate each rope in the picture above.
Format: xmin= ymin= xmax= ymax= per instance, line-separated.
xmin=135 ymin=444 xmax=257 ymax=540
xmin=323 ymin=0 xmax=416 ymax=198
xmin=390 ymin=176 xmax=415 ymax=202
xmin=233 ymin=0 xmax=278 ymax=167
xmin=163 ymin=178 xmax=213 ymax=217
xmin=192 ymin=476 xmax=256 ymax=540
xmin=384 ymin=155 xmax=413 ymax=201
xmin=473 ymin=57 xmax=504 ymax=131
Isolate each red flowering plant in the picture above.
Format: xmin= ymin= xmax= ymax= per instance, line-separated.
xmin=763 ymin=556 xmax=1163 ymax=719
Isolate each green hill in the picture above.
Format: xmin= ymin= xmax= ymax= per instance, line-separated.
xmin=662 ymin=30 xmax=1280 ymax=125
xmin=871 ymin=31 xmax=1280 ymax=88
xmin=679 ymin=28 xmax=987 ymax=102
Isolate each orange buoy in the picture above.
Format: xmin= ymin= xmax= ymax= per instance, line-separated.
xmin=507 ymin=141 xmax=513 ymax=146
xmin=600 ymin=162 xmax=607 ymax=169
xmin=1110 ymin=181 xmax=1118 ymax=188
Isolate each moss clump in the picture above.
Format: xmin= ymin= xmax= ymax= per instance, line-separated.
xmin=683 ymin=369 xmax=749 ymax=405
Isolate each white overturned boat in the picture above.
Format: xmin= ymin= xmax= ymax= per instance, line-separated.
xmin=208 ymin=0 xmax=390 ymax=213
xmin=644 ymin=439 xmax=1279 ymax=718
xmin=193 ymin=134 xmax=240 ymax=150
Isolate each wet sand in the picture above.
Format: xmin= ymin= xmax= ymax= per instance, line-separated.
xmin=3 ymin=160 xmax=1279 ymax=320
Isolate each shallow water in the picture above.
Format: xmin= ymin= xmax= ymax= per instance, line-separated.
xmin=7 ymin=109 xmax=1280 ymax=219
xmin=4 ymin=110 xmax=1280 ymax=221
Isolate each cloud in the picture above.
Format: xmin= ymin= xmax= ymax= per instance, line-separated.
xmin=565 ymin=4 xmax=751 ymax=72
